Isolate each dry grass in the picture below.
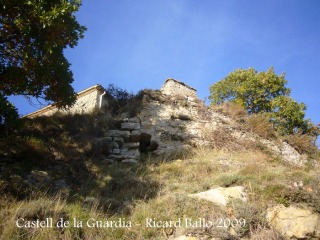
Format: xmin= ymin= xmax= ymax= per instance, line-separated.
xmin=1 ymin=111 xmax=320 ymax=239
xmin=246 ymin=113 xmax=276 ymax=139
xmin=196 ymin=101 xmax=212 ymax=121
xmin=211 ymin=102 xmax=319 ymax=161
xmin=212 ymin=102 xmax=247 ymax=122
xmin=249 ymin=225 xmax=283 ymax=240
xmin=284 ymin=133 xmax=319 ymax=156
xmin=212 ymin=102 xmax=277 ymax=141
xmin=2 ymin=89 xmax=320 ymax=239
xmin=200 ymin=126 xmax=246 ymax=151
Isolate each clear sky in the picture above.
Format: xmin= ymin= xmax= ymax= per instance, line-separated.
xmin=11 ymin=0 xmax=320 ymax=129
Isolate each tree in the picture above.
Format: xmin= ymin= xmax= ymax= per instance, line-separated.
xmin=0 ymin=0 xmax=86 ymax=126
xmin=209 ymin=67 xmax=313 ymax=135
xmin=270 ymin=96 xmax=307 ymax=135
xmin=209 ymin=67 xmax=290 ymax=113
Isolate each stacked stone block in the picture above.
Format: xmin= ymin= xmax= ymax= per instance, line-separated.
xmin=103 ymin=117 xmax=141 ymax=164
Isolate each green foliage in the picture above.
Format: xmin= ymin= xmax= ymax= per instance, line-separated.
xmin=0 ymin=0 xmax=86 ymax=126
xmin=105 ymin=84 xmax=134 ymax=111
xmin=0 ymin=94 xmax=19 ymax=132
xmin=209 ymin=67 xmax=318 ymax=138
xmin=270 ymin=96 xmax=307 ymax=134
xmin=209 ymin=67 xmax=290 ymax=113
xmin=105 ymin=84 xmax=143 ymax=117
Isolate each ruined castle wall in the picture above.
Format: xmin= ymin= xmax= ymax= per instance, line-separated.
xmin=161 ymin=79 xmax=197 ymax=97
xmin=24 ymin=80 xmax=306 ymax=166
xmin=24 ymin=85 xmax=105 ymax=118
xmin=62 ymin=89 xmax=103 ymax=115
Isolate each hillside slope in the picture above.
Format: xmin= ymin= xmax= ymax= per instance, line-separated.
xmin=0 ymin=80 xmax=319 ymax=239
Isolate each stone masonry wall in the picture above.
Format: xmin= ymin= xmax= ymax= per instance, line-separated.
xmin=24 ymin=85 xmax=105 ymax=118
xmin=94 ymin=117 xmax=141 ymax=164
xmin=161 ymin=78 xmax=197 ymax=98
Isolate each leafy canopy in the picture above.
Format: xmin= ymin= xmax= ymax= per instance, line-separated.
xmin=209 ymin=67 xmax=316 ymax=135
xmin=209 ymin=67 xmax=290 ymax=113
xmin=0 ymin=0 xmax=86 ymax=126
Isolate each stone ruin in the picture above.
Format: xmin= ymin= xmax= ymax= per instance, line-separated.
xmin=160 ymin=78 xmax=197 ymax=97
xmin=92 ymin=78 xmax=307 ymax=166
xmin=25 ymin=78 xmax=307 ymax=166
xmin=23 ymin=84 xmax=107 ymax=118
xmin=94 ymin=117 xmax=142 ymax=164
xmin=93 ymin=78 xmax=200 ymax=163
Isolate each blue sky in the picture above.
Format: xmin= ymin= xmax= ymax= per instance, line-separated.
xmin=11 ymin=0 xmax=320 ymax=129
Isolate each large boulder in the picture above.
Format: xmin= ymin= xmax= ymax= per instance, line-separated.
xmin=280 ymin=142 xmax=307 ymax=166
xmin=189 ymin=186 xmax=247 ymax=206
xmin=266 ymin=205 xmax=320 ymax=239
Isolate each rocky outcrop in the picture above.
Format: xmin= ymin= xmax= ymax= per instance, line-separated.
xmin=189 ymin=186 xmax=247 ymax=206
xmin=266 ymin=205 xmax=320 ymax=239
xmin=137 ymin=82 xmax=307 ymax=166
xmin=259 ymin=139 xmax=307 ymax=166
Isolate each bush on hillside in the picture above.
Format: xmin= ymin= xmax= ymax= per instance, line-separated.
xmin=284 ymin=133 xmax=319 ymax=157
xmin=104 ymin=84 xmax=143 ymax=117
xmin=246 ymin=113 xmax=276 ymax=139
